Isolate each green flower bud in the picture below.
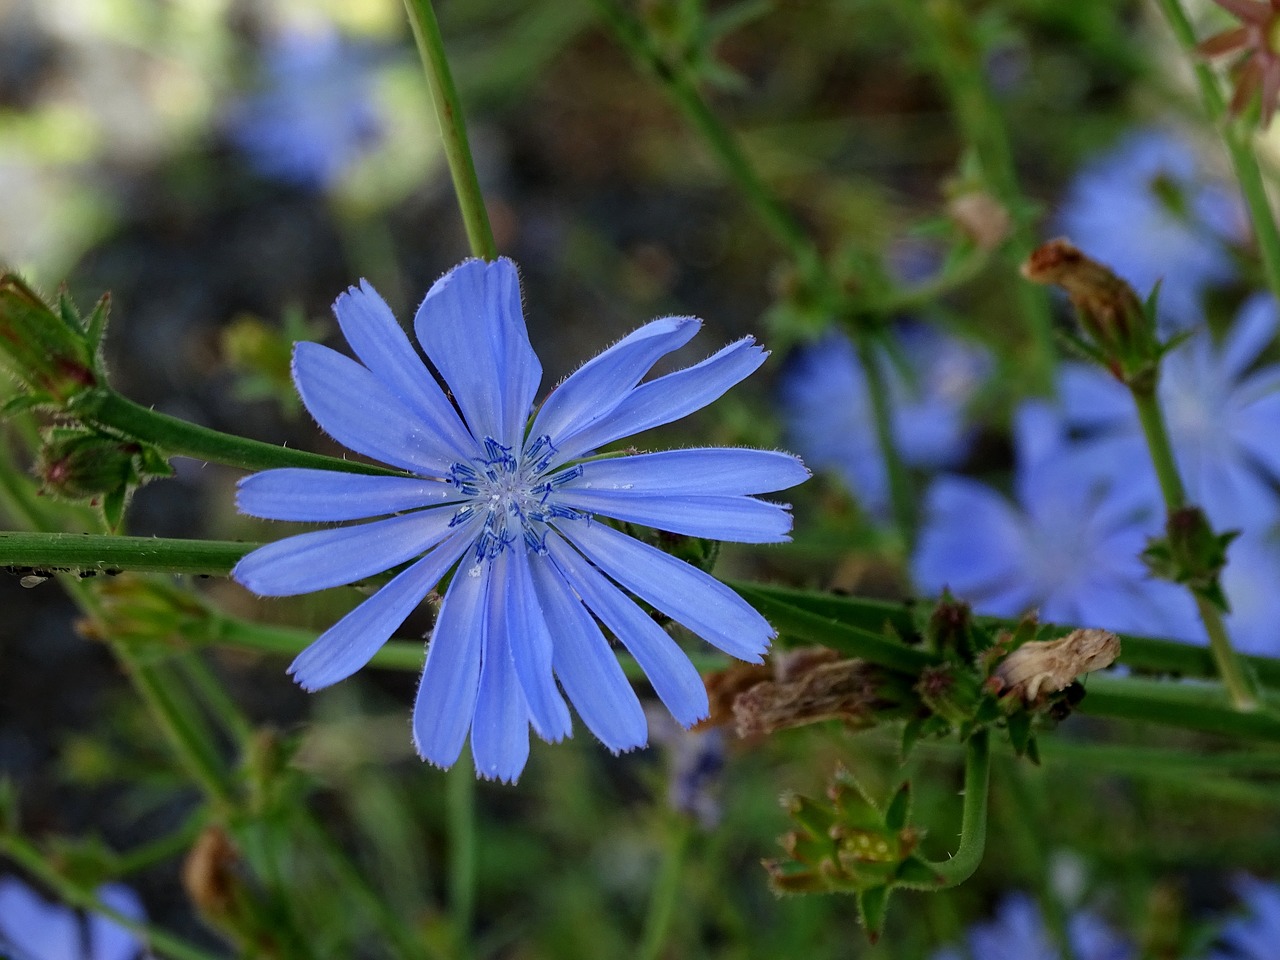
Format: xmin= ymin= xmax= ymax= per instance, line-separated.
xmin=0 ymin=274 xmax=99 ymax=404
xmin=36 ymin=431 xmax=140 ymax=500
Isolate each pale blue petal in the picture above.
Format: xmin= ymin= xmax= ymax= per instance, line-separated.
xmin=293 ymin=341 xmax=458 ymax=475
xmin=565 ymin=448 xmax=809 ymax=496
xmin=546 ymin=533 xmax=708 ymax=726
xmin=1059 ymin=363 xmax=1131 ymax=432
xmin=413 ymin=258 xmax=541 ymax=448
xmin=554 ymin=490 xmax=792 ymax=543
xmin=333 ymin=280 xmax=475 ymax=461
xmin=238 ymin=468 xmax=464 ymax=521
xmin=552 ymin=337 xmax=767 ymax=464
xmin=1221 ymin=293 xmax=1278 ymax=381
xmin=471 ymin=621 xmax=531 ymax=783
xmin=532 ymin=317 xmax=700 ymax=443
xmin=491 ymin=548 xmax=571 ymax=741
xmin=914 ymin=477 xmax=1030 ymax=600
xmin=558 ymin=519 xmax=773 ymax=661
xmin=0 ymin=877 xmax=80 ymax=959
xmin=234 ymin=506 xmax=457 ymax=596
xmin=529 ymin=556 xmax=647 ymax=751
xmin=412 ymin=556 xmax=490 ymax=768
xmin=89 ymin=883 xmax=147 ymax=960
xmin=288 ymin=527 xmax=475 ymax=690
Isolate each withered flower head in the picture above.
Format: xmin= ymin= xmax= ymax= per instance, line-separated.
xmin=1199 ymin=0 xmax=1280 ymax=124
xmin=989 ymin=628 xmax=1121 ymax=705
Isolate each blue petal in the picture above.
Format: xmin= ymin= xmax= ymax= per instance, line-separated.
xmin=566 ymin=448 xmax=809 ymax=496
xmin=529 ymin=556 xmax=647 ymax=752
xmin=238 ymin=468 xmax=464 ymax=521
xmin=490 ymin=548 xmax=572 ymax=741
xmin=233 ymin=506 xmax=457 ymax=596
xmin=558 ymin=519 xmax=773 ymax=661
xmin=413 ymin=258 xmax=541 ymax=448
xmin=0 ymin=877 xmax=80 ymax=959
xmin=1059 ymin=363 xmax=1131 ymax=432
xmin=554 ymin=490 xmax=793 ymax=543
xmin=412 ymin=554 xmax=490 ymax=768
xmin=1221 ymin=293 xmax=1278 ymax=381
xmin=552 ymin=337 xmax=767 ymax=464
xmin=546 ymin=533 xmax=709 ymax=725
xmin=89 ymin=883 xmax=147 ymax=960
xmin=471 ymin=618 xmax=531 ymax=782
xmin=914 ymin=477 xmax=1030 ymax=601
xmin=288 ymin=528 xmax=475 ymax=690
xmin=532 ymin=317 xmax=700 ymax=443
xmin=293 ymin=342 xmax=460 ymax=476
xmin=333 ymin=280 xmax=476 ymax=461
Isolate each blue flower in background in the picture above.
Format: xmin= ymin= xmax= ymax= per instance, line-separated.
xmin=1057 ymin=129 xmax=1240 ymax=328
xmin=1061 ymin=294 xmax=1280 ymax=530
xmin=1219 ymin=533 xmax=1280 ymax=656
xmin=933 ymin=893 xmax=1133 ymax=960
xmin=1208 ymin=877 xmax=1280 ymax=960
xmin=913 ymin=402 xmax=1196 ymax=637
xmin=779 ymin=325 xmax=989 ymax=521
xmin=0 ymin=876 xmax=145 ymax=960
xmin=233 ymin=258 xmax=808 ymax=782
xmin=226 ymin=27 xmax=382 ymax=189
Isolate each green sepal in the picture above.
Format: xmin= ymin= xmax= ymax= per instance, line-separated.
xmin=83 ymin=294 xmax=111 ymax=350
xmin=884 ymin=782 xmax=911 ymax=832
xmin=101 ymin=485 xmax=128 ymax=532
xmin=894 ymin=855 xmax=946 ymax=890
xmin=0 ymin=393 xmax=42 ymax=419
xmin=1005 ymin=710 xmax=1034 ymax=758
xmin=856 ymin=885 xmax=891 ymax=943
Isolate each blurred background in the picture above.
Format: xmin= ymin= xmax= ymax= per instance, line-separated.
xmin=2 ymin=0 xmax=1279 ymax=957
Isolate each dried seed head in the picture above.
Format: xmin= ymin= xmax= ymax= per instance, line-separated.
xmin=990 ymin=628 xmax=1121 ymax=705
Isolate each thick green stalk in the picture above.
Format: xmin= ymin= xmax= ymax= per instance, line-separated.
xmin=0 ymin=834 xmax=223 ymax=960
xmin=1155 ymin=0 xmax=1280 ymax=306
xmin=403 ymin=0 xmax=499 ymax=261
xmin=446 ymin=761 xmax=477 ymax=953
xmin=1079 ymin=674 xmax=1280 ymax=740
xmin=71 ymin=389 xmax=401 ymax=476
xmin=924 ymin=729 xmax=990 ymax=886
xmin=1131 ymin=387 xmax=1259 ymax=711
xmin=0 ymin=531 xmax=253 ymax=576
xmin=636 ymin=818 xmax=692 ymax=960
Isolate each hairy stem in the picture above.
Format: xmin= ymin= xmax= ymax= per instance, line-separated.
xmin=924 ymin=729 xmax=990 ymax=886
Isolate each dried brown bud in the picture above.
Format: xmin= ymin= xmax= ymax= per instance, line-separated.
xmin=733 ymin=649 xmax=890 ymax=738
xmin=989 ymin=628 xmax=1121 ymax=705
xmin=1021 ymin=239 xmax=1145 ymax=333
xmin=182 ymin=825 xmax=240 ymax=923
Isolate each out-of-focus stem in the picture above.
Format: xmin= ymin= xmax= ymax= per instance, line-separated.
xmin=447 ymin=761 xmax=477 ymax=953
xmin=636 ymin=817 xmax=692 ymax=960
xmin=1156 ymin=0 xmax=1280 ymax=307
xmin=856 ymin=334 xmax=916 ymax=545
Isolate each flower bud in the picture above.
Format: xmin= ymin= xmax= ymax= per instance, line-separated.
xmin=0 ymin=274 xmax=98 ymax=404
xmin=36 ymin=431 xmax=140 ymax=500
xmin=1143 ymin=506 xmax=1237 ymax=610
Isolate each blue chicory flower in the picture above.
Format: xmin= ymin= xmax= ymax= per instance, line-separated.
xmin=932 ymin=892 xmax=1133 ymax=960
xmin=778 ymin=324 xmax=989 ymax=521
xmin=0 ymin=876 xmax=145 ymax=960
xmin=233 ymin=257 xmax=809 ymax=782
xmin=1056 ymin=129 xmax=1241 ymax=329
xmin=1207 ymin=876 xmax=1280 ymax=960
xmin=913 ymin=401 xmax=1196 ymax=637
xmin=1060 ymin=294 xmax=1280 ymax=531
xmin=1218 ymin=533 xmax=1280 ymax=656
xmin=226 ymin=27 xmax=382 ymax=190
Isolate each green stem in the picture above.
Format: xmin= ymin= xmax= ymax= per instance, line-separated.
xmin=1131 ymin=387 xmax=1259 ymax=711
xmin=636 ymin=818 xmax=692 ymax=960
xmin=403 ymin=0 xmax=498 ymax=261
xmin=71 ymin=390 xmax=402 ymax=476
xmin=856 ymin=334 xmax=915 ymax=545
xmin=917 ymin=0 xmax=1056 ymax=392
xmin=0 ymin=834 xmax=223 ymax=960
xmin=923 ymin=729 xmax=990 ymax=887
xmin=0 ymin=531 xmax=253 ymax=576
xmin=447 ymin=761 xmax=477 ymax=953
xmin=1079 ymin=674 xmax=1280 ymax=740
xmin=1155 ymin=0 xmax=1280 ymax=306
xmin=588 ymin=0 xmax=825 ymax=287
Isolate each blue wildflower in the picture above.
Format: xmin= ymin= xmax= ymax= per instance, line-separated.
xmin=1056 ymin=129 xmax=1241 ymax=328
xmin=779 ymin=325 xmax=989 ymax=521
xmin=933 ymin=893 xmax=1133 ymax=960
xmin=1208 ymin=876 xmax=1280 ymax=960
xmin=233 ymin=258 xmax=808 ymax=782
xmin=226 ymin=27 xmax=382 ymax=190
xmin=1219 ymin=533 xmax=1280 ymax=656
xmin=1060 ymin=294 xmax=1280 ymax=530
xmin=0 ymin=876 xmax=145 ymax=960
xmin=913 ymin=402 xmax=1196 ymax=637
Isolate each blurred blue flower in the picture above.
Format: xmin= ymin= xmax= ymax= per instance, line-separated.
xmin=1208 ymin=876 xmax=1280 ymax=960
xmin=226 ymin=27 xmax=382 ymax=189
xmin=1061 ymin=294 xmax=1280 ymax=530
xmin=779 ymin=325 xmax=989 ymax=521
xmin=913 ymin=402 xmax=1196 ymax=636
xmin=1219 ymin=533 xmax=1280 ymax=656
xmin=933 ymin=893 xmax=1133 ymax=960
xmin=233 ymin=258 xmax=808 ymax=782
xmin=1057 ymin=129 xmax=1241 ymax=328
xmin=0 ymin=876 xmax=145 ymax=960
